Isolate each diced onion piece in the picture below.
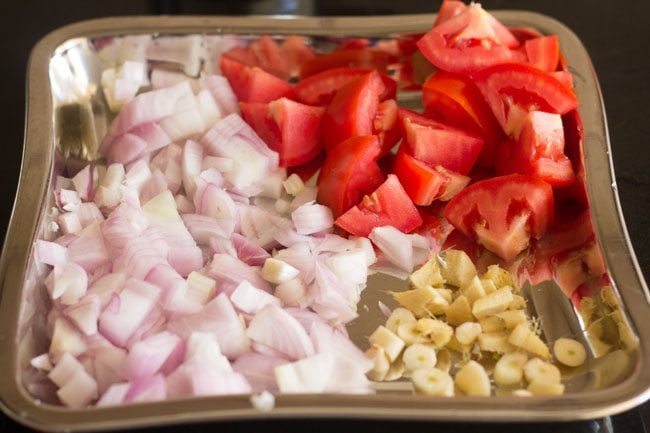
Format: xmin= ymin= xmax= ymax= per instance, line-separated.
xmin=247 ymin=304 xmax=314 ymax=360
xmin=274 ymin=278 xmax=307 ymax=307
xmin=283 ymin=173 xmax=304 ymax=196
xmin=291 ymin=203 xmax=333 ymax=235
xmin=230 ymin=280 xmax=282 ymax=314
xmin=98 ymin=279 xmax=161 ymax=348
xmin=186 ymin=272 xmax=217 ymax=305
xmin=262 ymin=258 xmax=300 ymax=285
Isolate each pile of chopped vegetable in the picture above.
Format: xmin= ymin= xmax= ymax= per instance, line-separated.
xmin=25 ymin=0 xmax=614 ymax=408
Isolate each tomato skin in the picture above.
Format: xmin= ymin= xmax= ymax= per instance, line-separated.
xmin=299 ymin=49 xmax=394 ymax=80
xmin=282 ymin=36 xmax=317 ymax=77
xmin=495 ymin=111 xmax=575 ymax=187
xmin=240 ymin=98 xmax=325 ymax=167
xmin=321 ymin=71 xmax=386 ymax=151
xmin=525 ymin=35 xmax=560 ymax=72
xmin=473 ymin=62 xmax=579 ymax=131
xmin=444 ymin=174 xmax=554 ymax=262
xmin=392 ymin=145 xmax=469 ymax=206
xmin=220 ymin=56 xmax=293 ymax=103
xmin=433 ymin=0 xmax=467 ymax=27
xmin=399 ymin=108 xmax=483 ymax=175
xmin=417 ymin=4 xmax=523 ymax=74
xmin=317 ymin=135 xmax=385 ymax=218
xmin=335 ymin=174 xmax=422 ymax=237
xmin=292 ymin=67 xmax=397 ymax=106
xmin=422 ymin=71 xmax=503 ymax=168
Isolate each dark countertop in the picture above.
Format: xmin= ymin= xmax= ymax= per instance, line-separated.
xmin=1 ymin=1 xmax=649 ymax=432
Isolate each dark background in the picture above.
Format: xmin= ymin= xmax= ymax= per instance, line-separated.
xmin=1 ymin=0 xmax=649 ymax=432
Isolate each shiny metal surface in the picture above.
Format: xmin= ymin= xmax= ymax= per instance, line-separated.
xmin=0 ymin=12 xmax=648 ymax=432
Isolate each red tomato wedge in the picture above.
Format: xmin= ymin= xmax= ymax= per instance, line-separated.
xmin=220 ymin=56 xmax=293 ymax=103
xmin=473 ymin=62 xmax=579 ymax=132
xmin=222 ymin=35 xmax=315 ymax=80
xmin=240 ymin=98 xmax=325 ymax=167
xmin=422 ymin=71 xmax=503 ymax=168
xmin=392 ymin=145 xmax=469 ymax=206
xmin=282 ymin=36 xmax=317 ymax=77
xmin=299 ymin=49 xmax=394 ymax=79
xmin=444 ymin=174 xmax=554 ymax=262
xmin=399 ymin=108 xmax=483 ymax=175
xmin=496 ymin=111 xmax=575 ymax=187
xmin=525 ymin=35 xmax=560 ymax=72
xmin=509 ymin=27 xmax=543 ymax=44
xmin=292 ymin=67 xmax=397 ymax=106
xmin=287 ymin=151 xmax=326 ymax=183
xmin=417 ymin=3 xmax=523 ymax=74
xmin=321 ymin=71 xmax=398 ymax=152
xmin=433 ymin=0 xmax=467 ymax=27
xmin=317 ymin=135 xmax=385 ymax=218
xmin=335 ymin=174 xmax=422 ymax=237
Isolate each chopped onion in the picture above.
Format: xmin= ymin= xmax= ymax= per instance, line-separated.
xmin=98 ymin=279 xmax=161 ymax=348
xmin=291 ymin=203 xmax=333 ymax=235
xmin=231 ymin=280 xmax=281 ymax=314
xmin=369 ymin=226 xmax=431 ymax=273
xmin=246 ymin=304 xmax=314 ymax=361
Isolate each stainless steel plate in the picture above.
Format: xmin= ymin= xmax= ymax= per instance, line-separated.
xmin=1 ymin=12 xmax=649 ymax=432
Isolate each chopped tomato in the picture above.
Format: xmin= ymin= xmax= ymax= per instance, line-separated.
xmin=525 ymin=35 xmax=560 ymax=72
xmin=282 ymin=36 xmax=317 ymax=77
xmin=223 ymin=35 xmax=315 ymax=79
xmin=495 ymin=111 xmax=575 ymax=187
xmin=321 ymin=71 xmax=398 ymax=152
xmin=220 ymin=56 xmax=293 ymax=103
xmin=240 ymin=98 xmax=324 ymax=167
xmin=417 ymin=3 xmax=523 ymax=74
xmin=433 ymin=0 xmax=467 ymax=27
xmin=550 ymin=71 xmax=574 ymax=89
xmin=317 ymin=135 xmax=385 ymax=218
xmin=473 ymin=62 xmax=579 ymax=132
xmin=299 ymin=49 xmax=394 ymax=79
xmin=335 ymin=38 xmax=371 ymax=51
xmin=422 ymin=70 xmax=504 ymax=168
xmin=444 ymin=174 xmax=554 ymax=262
xmin=292 ymin=67 xmax=396 ymax=106
xmin=508 ymin=27 xmax=543 ymax=44
xmin=417 ymin=203 xmax=455 ymax=249
xmin=392 ymin=145 xmax=469 ymax=206
xmin=335 ymin=174 xmax=422 ymax=237
xmin=553 ymin=242 xmax=606 ymax=297
xmin=248 ymin=35 xmax=290 ymax=79
xmin=399 ymin=108 xmax=483 ymax=175
xmin=287 ymin=151 xmax=326 ymax=183
xmin=374 ymin=99 xmax=401 ymax=155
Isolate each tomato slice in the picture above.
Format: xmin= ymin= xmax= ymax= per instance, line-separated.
xmin=220 ymin=56 xmax=293 ymax=103
xmin=223 ymin=36 xmax=315 ymax=80
xmin=422 ymin=71 xmax=503 ymax=168
xmin=508 ymin=27 xmax=543 ymax=44
xmin=392 ymin=145 xmax=469 ymax=206
xmin=287 ymin=151 xmax=326 ymax=183
xmin=299 ymin=49 xmax=394 ymax=79
xmin=417 ymin=4 xmax=523 ymax=74
xmin=399 ymin=108 xmax=483 ymax=175
xmin=321 ymin=71 xmax=390 ymax=152
xmin=240 ymin=98 xmax=324 ymax=167
xmin=525 ymin=35 xmax=560 ymax=72
xmin=473 ymin=62 xmax=579 ymax=132
xmin=433 ymin=0 xmax=467 ymax=27
xmin=292 ymin=67 xmax=396 ymax=106
xmin=335 ymin=174 xmax=422 ymax=237
xmin=282 ymin=36 xmax=317 ymax=77
xmin=317 ymin=135 xmax=385 ymax=218
xmin=496 ymin=111 xmax=575 ymax=187
xmin=444 ymin=174 xmax=554 ymax=262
